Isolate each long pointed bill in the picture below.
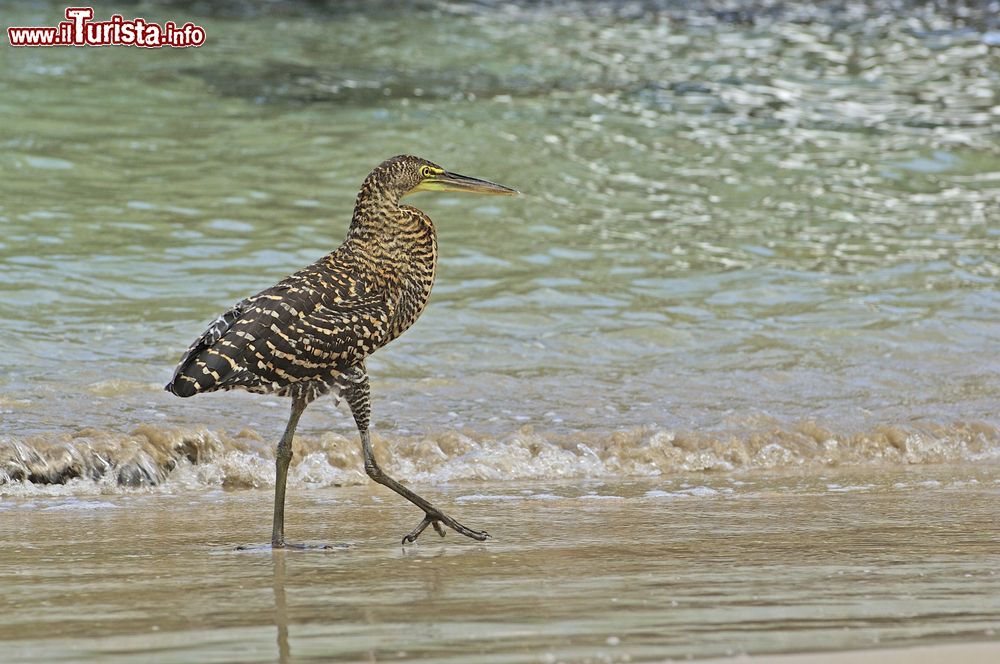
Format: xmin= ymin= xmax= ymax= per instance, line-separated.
xmin=417 ymin=171 xmax=519 ymax=196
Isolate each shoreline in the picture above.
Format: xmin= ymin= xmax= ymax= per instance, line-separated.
xmin=702 ymin=641 xmax=1000 ymax=664
xmin=2 ymin=472 xmax=998 ymax=661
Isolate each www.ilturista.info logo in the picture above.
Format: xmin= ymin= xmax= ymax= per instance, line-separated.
xmin=7 ymin=7 xmax=206 ymax=48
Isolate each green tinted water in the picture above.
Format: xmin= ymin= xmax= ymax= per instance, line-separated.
xmin=1 ymin=1 xmax=998 ymax=474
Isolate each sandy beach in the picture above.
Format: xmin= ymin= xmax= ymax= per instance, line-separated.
xmin=3 ymin=466 xmax=998 ymax=662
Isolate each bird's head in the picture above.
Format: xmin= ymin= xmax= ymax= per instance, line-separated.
xmin=368 ymin=155 xmax=518 ymax=202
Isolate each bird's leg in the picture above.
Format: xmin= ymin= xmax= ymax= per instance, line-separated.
xmin=272 ymin=397 xmax=307 ymax=548
xmin=359 ymin=430 xmax=489 ymax=544
xmin=342 ymin=365 xmax=490 ymax=545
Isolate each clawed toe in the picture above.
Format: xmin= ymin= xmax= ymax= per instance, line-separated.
xmin=401 ymin=512 xmax=490 ymax=545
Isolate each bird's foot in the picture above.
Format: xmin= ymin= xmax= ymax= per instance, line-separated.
xmin=402 ymin=510 xmax=490 ymax=545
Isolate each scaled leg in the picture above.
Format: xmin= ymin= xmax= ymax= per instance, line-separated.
xmin=341 ymin=364 xmax=489 ymax=544
xmin=272 ymin=397 xmax=307 ymax=547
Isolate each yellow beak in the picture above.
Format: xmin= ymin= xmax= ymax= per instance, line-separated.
xmin=413 ymin=171 xmax=519 ymax=196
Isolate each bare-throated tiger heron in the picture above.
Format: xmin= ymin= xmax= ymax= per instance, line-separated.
xmin=166 ymin=155 xmax=517 ymax=546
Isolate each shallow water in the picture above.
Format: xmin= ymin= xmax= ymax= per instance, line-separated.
xmin=2 ymin=2 xmax=1000 ymax=659
xmin=2 ymin=467 xmax=999 ymax=662
xmin=2 ymin=1 xmax=999 ymax=472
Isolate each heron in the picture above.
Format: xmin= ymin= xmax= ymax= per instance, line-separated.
xmin=165 ymin=155 xmax=517 ymax=547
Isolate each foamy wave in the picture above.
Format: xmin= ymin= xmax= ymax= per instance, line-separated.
xmin=1 ymin=420 xmax=998 ymax=495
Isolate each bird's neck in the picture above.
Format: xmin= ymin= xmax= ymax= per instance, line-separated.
xmin=347 ymin=184 xmax=401 ymax=238
xmin=344 ymin=194 xmax=436 ymax=267
xmin=339 ymin=196 xmax=438 ymax=320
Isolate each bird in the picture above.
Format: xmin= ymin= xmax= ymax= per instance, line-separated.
xmin=165 ymin=155 xmax=517 ymax=547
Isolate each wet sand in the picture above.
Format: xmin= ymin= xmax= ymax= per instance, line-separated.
xmin=706 ymin=641 xmax=1000 ymax=664
xmin=2 ymin=465 xmax=998 ymax=662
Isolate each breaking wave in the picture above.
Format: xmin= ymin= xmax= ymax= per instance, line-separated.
xmin=2 ymin=420 xmax=998 ymax=496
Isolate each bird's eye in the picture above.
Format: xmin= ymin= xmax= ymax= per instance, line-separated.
xmin=421 ymin=166 xmax=432 ymax=178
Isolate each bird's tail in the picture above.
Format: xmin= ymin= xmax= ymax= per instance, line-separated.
xmin=165 ymin=303 xmax=249 ymax=398
xmin=165 ymin=349 xmax=235 ymax=397
xmin=164 ymin=372 xmax=199 ymax=397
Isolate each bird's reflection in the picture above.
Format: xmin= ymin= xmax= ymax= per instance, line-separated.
xmin=272 ymin=549 xmax=291 ymax=664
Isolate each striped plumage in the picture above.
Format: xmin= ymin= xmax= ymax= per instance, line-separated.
xmin=165 ymin=154 xmax=517 ymax=547
xmin=167 ymin=156 xmax=437 ymax=405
